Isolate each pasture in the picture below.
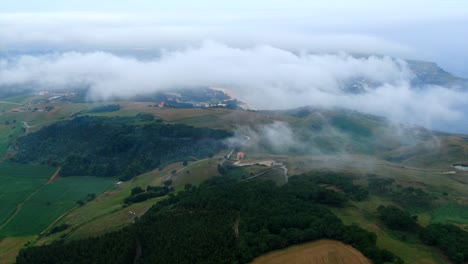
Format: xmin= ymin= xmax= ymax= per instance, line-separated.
xmin=0 ymin=123 xmax=24 ymax=156
xmin=431 ymin=203 xmax=468 ymax=225
xmin=0 ymin=236 xmax=35 ymax=264
xmin=0 ymin=102 xmax=19 ymax=113
xmin=172 ymin=159 xmax=219 ymax=189
xmin=252 ymin=239 xmax=371 ymax=264
xmin=332 ymin=198 xmax=452 ymax=264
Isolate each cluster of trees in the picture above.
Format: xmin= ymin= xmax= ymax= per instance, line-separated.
xmin=368 ymin=176 xmax=433 ymax=210
xmin=17 ymin=175 xmax=401 ymax=264
xmin=13 ymin=115 xmax=232 ymax=181
xmin=44 ymin=106 xmax=55 ymax=112
xmin=284 ymin=175 xmax=348 ymax=207
xmin=47 ymin=224 xmax=70 ymax=235
xmin=391 ymin=186 xmax=433 ymax=210
xmin=377 ymin=205 xmax=419 ymax=231
xmin=76 ymin=193 xmax=96 ymax=206
xmin=160 ymin=99 xmax=238 ymax=109
xmin=420 ymin=223 xmax=468 ymax=264
xmin=375 ymin=197 xmax=467 ymax=263
xmin=124 ymin=185 xmax=173 ymax=204
xmin=216 ymin=163 xmax=251 ymax=179
xmin=179 ymin=87 xmax=230 ymax=102
xmin=368 ymin=177 xmax=395 ymax=194
xmin=301 ymin=171 xmax=369 ymax=201
xmin=132 ymin=87 xmax=230 ymax=103
xmin=135 ymin=113 xmax=155 ymax=121
xmin=163 ymin=100 xmax=194 ymax=108
xmin=368 ymin=175 xmax=468 ymax=263
xmin=87 ymin=104 xmax=120 ymax=113
xmin=2 ymin=119 xmax=16 ymax=125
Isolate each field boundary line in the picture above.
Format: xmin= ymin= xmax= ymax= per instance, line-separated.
xmin=35 ymin=180 xmax=119 ymax=241
xmin=0 ymin=167 xmax=60 ymax=230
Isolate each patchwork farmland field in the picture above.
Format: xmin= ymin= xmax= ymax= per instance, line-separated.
xmin=37 ymin=159 xmax=221 ymax=243
xmin=0 ymin=162 xmax=56 ymax=227
xmin=0 ymin=176 xmax=115 ymax=237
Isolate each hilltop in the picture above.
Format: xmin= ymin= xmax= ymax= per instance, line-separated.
xmin=406 ymin=60 xmax=468 ymax=89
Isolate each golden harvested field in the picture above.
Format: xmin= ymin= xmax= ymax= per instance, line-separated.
xmin=0 ymin=236 xmax=35 ymax=264
xmin=251 ymin=240 xmax=371 ymax=264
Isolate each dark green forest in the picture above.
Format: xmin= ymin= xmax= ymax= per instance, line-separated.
xmin=13 ymin=115 xmax=231 ymax=180
xmin=16 ymin=175 xmax=401 ymax=264
xmin=368 ymin=176 xmax=434 ymax=210
xmin=124 ymin=185 xmax=173 ymax=204
xmin=377 ymin=205 xmax=419 ymax=231
xmin=87 ymin=104 xmax=121 ymax=113
xmin=420 ymin=223 xmax=468 ymax=264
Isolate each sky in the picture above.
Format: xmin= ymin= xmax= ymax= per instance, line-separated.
xmin=1 ymin=0 xmax=467 ymax=76
xmin=1 ymin=0 xmax=468 ymax=133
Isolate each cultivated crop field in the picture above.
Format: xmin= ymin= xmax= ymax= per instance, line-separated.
xmin=252 ymin=239 xmax=372 ymax=264
xmin=37 ymin=159 xmax=223 ymax=243
xmin=0 ymin=162 xmax=55 ymax=228
xmin=0 ymin=176 xmax=115 ymax=237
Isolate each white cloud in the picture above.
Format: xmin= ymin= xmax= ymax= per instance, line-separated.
xmin=1 ymin=1 xmax=467 ymax=75
xmin=1 ymin=42 xmax=468 ymax=132
xmin=0 ymin=12 xmax=413 ymax=57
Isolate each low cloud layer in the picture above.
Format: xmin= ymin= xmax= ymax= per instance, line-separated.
xmin=1 ymin=42 xmax=468 ymax=133
xmin=0 ymin=13 xmax=409 ymax=53
xmin=2 ymin=3 xmax=467 ymax=76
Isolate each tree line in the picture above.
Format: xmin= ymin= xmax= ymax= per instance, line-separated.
xmin=13 ymin=115 xmax=232 ymax=181
xmin=17 ymin=174 xmax=402 ymax=264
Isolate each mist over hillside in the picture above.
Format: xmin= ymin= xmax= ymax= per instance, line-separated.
xmin=1 ymin=48 xmax=467 ymax=133
xmin=1 ymin=1 xmax=468 ymax=133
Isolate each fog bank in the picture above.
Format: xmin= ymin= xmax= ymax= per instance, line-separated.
xmin=1 ymin=42 xmax=468 ymax=133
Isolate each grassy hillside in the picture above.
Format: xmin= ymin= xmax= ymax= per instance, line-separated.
xmin=1 ymin=97 xmax=468 ymax=263
xmin=34 ymin=158 xmax=222 ymax=245
xmin=275 ymin=108 xmax=468 ymax=168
